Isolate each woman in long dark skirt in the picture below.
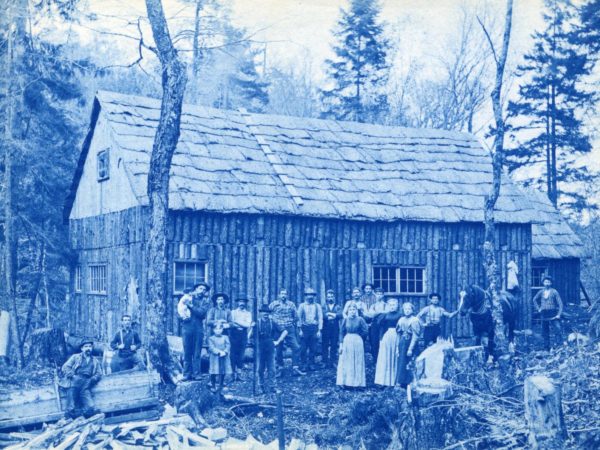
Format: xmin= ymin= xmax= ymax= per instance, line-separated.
xmin=395 ymin=302 xmax=422 ymax=388
xmin=374 ymin=298 xmax=403 ymax=386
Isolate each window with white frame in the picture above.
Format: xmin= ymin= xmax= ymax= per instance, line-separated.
xmin=373 ymin=266 xmax=426 ymax=295
xmin=174 ymin=261 xmax=207 ymax=294
xmin=97 ymin=150 xmax=109 ymax=181
xmin=89 ymin=264 xmax=107 ymax=294
xmin=74 ymin=265 xmax=83 ymax=292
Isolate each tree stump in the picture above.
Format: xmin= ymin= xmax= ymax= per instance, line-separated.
xmin=28 ymin=328 xmax=67 ymax=366
xmin=524 ymin=376 xmax=567 ymax=449
xmin=174 ymin=381 xmax=217 ymax=426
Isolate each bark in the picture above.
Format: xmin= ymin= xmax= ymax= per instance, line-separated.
xmin=480 ymin=0 xmax=513 ymax=357
xmin=2 ymin=0 xmax=25 ymax=368
xmin=524 ymin=376 xmax=567 ymax=449
xmin=144 ymin=0 xmax=188 ymax=377
xmin=28 ymin=327 xmax=67 ymax=366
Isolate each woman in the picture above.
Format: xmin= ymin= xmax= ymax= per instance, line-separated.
xmin=336 ymin=304 xmax=368 ymax=388
xmin=206 ymin=293 xmax=232 ymax=335
xmin=374 ymin=298 xmax=403 ymax=386
xmin=396 ymin=302 xmax=422 ymax=388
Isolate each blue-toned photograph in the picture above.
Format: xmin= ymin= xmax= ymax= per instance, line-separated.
xmin=0 ymin=0 xmax=599 ymax=448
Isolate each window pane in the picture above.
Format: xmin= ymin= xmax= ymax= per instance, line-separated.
xmin=174 ymin=262 xmax=207 ymax=293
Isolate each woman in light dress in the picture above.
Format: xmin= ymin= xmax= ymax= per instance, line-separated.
xmin=336 ymin=304 xmax=368 ymax=388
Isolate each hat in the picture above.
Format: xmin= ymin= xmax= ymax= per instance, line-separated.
xmin=304 ymin=287 xmax=317 ymax=296
xmin=211 ymin=293 xmax=230 ymax=304
xmin=259 ymin=305 xmax=272 ymax=313
xmin=236 ymin=297 xmax=249 ymax=304
xmin=428 ymin=292 xmax=441 ymax=300
xmin=193 ymin=282 xmax=211 ymax=291
xmin=79 ymin=338 xmax=93 ymax=349
xmin=542 ymin=275 xmax=553 ymax=283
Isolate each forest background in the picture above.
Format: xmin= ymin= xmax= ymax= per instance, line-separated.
xmin=1 ymin=0 xmax=599 ymax=365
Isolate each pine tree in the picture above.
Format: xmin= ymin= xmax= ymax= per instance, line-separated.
xmin=577 ymin=0 xmax=600 ymax=55
xmin=506 ymin=0 xmax=594 ymax=213
xmin=321 ymin=0 xmax=389 ymax=123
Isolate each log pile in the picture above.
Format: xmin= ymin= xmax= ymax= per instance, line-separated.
xmin=0 ymin=413 xmax=289 ymax=449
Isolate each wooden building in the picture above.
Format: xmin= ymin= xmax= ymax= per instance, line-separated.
xmin=64 ymin=91 xmax=578 ymax=342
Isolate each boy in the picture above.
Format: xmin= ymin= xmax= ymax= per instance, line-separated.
xmin=417 ymin=293 xmax=457 ymax=347
xmin=257 ymin=306 xmax=287 ymax=393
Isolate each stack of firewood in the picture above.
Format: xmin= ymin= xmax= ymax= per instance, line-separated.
xmin=0 ymin=413 xmax=286 ymax=449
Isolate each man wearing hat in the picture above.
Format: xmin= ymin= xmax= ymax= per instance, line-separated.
xmin=177 ymin=282 xmax=211 ymax=381
xmin=61 ymin=338 xmax=102 ymax=418
xmin=230 ymin=297 xmax=254 ymax=381
xmin=269 ymin=289 xmax=304 ymax=376
xmin=533 ymin=276 xmax=563 ymax=350
xmin=297 ymin=287 xmax=323 ymax=372
xmin=257 ymin=305 xmax=288 ymax=392
xmin=321 ymin=289 xmax=343 ymax=367
xmin=207 ymin=292 xmax=232 ymax=333
xmin=417 ymin=293 xmax=458 ymax=347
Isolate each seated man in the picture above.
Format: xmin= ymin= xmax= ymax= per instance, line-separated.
xmin=61 ymin=338 xmax=102 ymax=418
xmin=110 ymin=314 xmax=145 ymax=373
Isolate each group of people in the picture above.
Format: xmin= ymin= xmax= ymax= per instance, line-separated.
xmin=176 ymin=282 xmax=459 ymax=393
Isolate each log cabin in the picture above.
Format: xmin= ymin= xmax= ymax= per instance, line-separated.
xmin=64 ymin=91 xmax=583 ymax=342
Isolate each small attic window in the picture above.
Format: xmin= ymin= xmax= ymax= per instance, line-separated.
xmin=97 ymin=150 xmax=109 ymax=181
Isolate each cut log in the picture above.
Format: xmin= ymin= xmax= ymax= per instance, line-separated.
xmin=524 ymin=376 xmax=567 ymax=449
xmin=49 ymin=431 xmax=80 ymax=450
xmin=71 ymin=424 xmax=92 ymax=450
xmin=0 ymin=370 xmax=160 ymax=430
xmin=28 ymin=328 xmax=67 ymax=367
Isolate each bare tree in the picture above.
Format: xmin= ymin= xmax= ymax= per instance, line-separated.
xmin=144 ymin=0 xmax=187 ymax=375
xmin=478 ymin=0 xmax=514 ymax=355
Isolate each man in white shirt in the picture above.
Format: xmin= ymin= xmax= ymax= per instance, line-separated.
xmin=297 ymin=287 xmax=323 ymax=371
xmin=230 ymin=298 xmax=254 ymax=380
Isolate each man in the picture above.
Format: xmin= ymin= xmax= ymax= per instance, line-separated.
xmin=178 ymin=282 xmax=211 ymax=381
xmin=110 ymin=314 xmax=144 ymax=373
xmin=61 ymin=338 xmax=102 ymax=419
xmin=533 ymin=276 xmax=563 ymax=350
xmin=230 ymin=297 xmax=253 ymax=381
xmin=361 ymin=283 xmax=377 ymax=310
xmin=269 ymin=288 xmax=305 ymax=376
xmin=297 ymin=287 xmax=323 ymax=371
xmin=417 ymin=293 xmax=457 ymax=347
xmin=343 ymin=287 xmax=367 ymax=318
xmin=257 ymin=305 xmax=287 ymax=393
xmin=364 ymin=287 xmax=387 ymax=362
xmin=321 ymin=289 xmax=342 ymax=367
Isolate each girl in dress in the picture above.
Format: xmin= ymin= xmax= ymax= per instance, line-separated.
xmin=208 ymin=323 xmax=232 ymax=393
xmin=336 ymin=304 xmax=368 ymax=388
xmin=374 ymin=298 xmax=403 ymax=386
xmin=396 ymin=302 xmax=422 ymax=388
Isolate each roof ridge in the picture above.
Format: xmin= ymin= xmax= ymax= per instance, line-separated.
xmin=239 ymin=109 xmax=304 ymax=208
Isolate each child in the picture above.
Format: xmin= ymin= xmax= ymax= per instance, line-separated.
xmin=257 ymin=306 xmax=287 ymax=393
xmin=417 ymin=293 xmax=457 ymax=347
xmin=208 ymin=323 xmax=232 ymax=394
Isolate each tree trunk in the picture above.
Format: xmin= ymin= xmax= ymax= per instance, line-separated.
xmin=550 ymin=83 xmax=558 ymax=207
xmin=144 ymin=0 xmax=188 ymax=378
xmin=524 ymin=375 xmax=567 ymax=449
xmin=28 ymin=327 xmax=67 ymax=367
xmin=480 ymin=0 xmax=514 ymax=358
xmin=2 ymin=0 xmax=25 ymax=368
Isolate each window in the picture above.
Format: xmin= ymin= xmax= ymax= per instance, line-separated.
xmin=174 ymin=261 xmax=207 ymax=294
xmin=97 ymin=150 xmax=109 ymax=181
xmin=373 ymin=266 xmax=426 ymax=295
xmin=89 ymin=264 xmax=107 ymax=294
xmin=532 ymin=266 xmax=548 ymax=289
xmin=74 ymin=265 xmax=82 ymax=292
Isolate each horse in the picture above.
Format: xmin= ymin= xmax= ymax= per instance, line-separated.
xmin=458 ymin=285 xmax=517 ymax=360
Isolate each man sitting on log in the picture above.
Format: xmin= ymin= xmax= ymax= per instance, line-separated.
xmin=61 ymin=338 xmax=102 ymax=419
xmin=110 ymin=314 xmax=144 ymax=373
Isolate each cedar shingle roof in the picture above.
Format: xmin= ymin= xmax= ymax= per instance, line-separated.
xmin=523 ymin=188 xmax=586 ymax=259
xmin=92 ymin=90 xmax=539 ymax=224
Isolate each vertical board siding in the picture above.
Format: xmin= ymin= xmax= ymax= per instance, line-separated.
xmin=70 ymin=208 xmax=539 ymax=341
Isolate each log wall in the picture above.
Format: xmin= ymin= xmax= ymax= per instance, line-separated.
xmin=69 ymin=208 xmax=533 ymax=341
xmin=531 ymin=258 xmax=580 ymax=305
